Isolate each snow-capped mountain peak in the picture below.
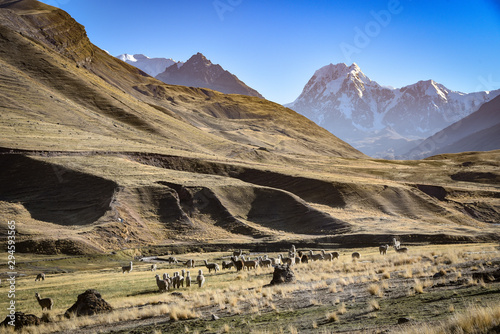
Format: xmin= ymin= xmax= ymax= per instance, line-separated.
xmin=286 ymin=62 xmax=500 ymax=158
xmin=117 ymin=53 xmax=139 ymax=62
xmin=312 ymin=62 xmax=361 ymax=82
xmin=116 ymin=53 xmax=183 ymax=77
xmin=400 ymin=79 xmax=449 ymax=101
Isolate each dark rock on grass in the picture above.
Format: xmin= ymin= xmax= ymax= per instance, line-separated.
xmin=397 ymin=317 xmax=413 ymax=324
xmin=64 ymin=289 xmax=113 ymax=318
xmin=0 ymin=312 xmax=41 ymax=330
xmin=269 ymin=265 xmax=295 ymax=285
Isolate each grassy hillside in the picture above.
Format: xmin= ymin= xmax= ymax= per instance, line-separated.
xmin=0 ymin=0 xmax=498 ymax=254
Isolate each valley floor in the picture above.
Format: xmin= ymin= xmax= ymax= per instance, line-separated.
xmin=0 ymin=243 xmax=499 ymax=333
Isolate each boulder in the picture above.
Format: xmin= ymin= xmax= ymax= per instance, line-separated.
xmin=398 ymin=317 xmax=413 ymax=324
xmin=64 ymin=289 xmax=113 ymax=318
xmin=0 ymin=312 xmax=41 ymax=330
xmin=269 ymin=265 xmax=296 ymax=285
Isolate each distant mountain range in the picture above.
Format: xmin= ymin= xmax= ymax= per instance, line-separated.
xmin=116 ymin=53 xmax=183 ymax=77
xmin=117 ymin=52 xmax=263 ymax=98
xmin=406 ymin=95 xmax=500 ymax=159
xmin=285 ymin=63 xmax=500 ymax=158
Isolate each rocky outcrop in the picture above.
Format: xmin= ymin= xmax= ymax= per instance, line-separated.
xmin=269 ymin=265 xmax=296 ymax=285
xmin=0 ymin=312 xmax=41 ymax=330
xmin=64 ymin=289 xmax=113 ymax=318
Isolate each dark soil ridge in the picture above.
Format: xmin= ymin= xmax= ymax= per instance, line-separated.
xmin=2 ymin=149 xmax=499 ymax=257
xmin=5 ymin=148 xmax=491 ymax=216
xmin=0 ymin=153 xmax=118 ymax=226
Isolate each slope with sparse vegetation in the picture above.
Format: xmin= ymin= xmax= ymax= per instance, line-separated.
xmin=0 ymin=0 xmax=499 ymax=254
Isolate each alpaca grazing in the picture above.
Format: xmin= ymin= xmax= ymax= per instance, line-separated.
xmin=222 ymin=261 xmax=234 ymax=270
xmin=203 ymin=260 xmax=220 ymax=273
xmin=394 ymin=245 xmax=408 ymax=253
xmin=352 ymin=252 xmax=360 ymax=259
xmin=35 ymin=273 xmax=45 ymax=281
xmin=184 ymin=259 xmax=195 ymax=268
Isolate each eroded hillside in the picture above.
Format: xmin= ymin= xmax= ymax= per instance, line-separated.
xmin=0 ymin=0 xmax=499 ymax=254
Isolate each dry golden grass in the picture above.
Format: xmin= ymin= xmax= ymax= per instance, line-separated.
xmin=0 ymin=243 xmax=498 ymax=334
xmin=326 ymin=311 xmax=339 ymax=322
xmin=368 ymin=299 xmax=380 ymax=311
xmin=338 ymin=302 xmax=347 ymax=315
xmin=401 ymin=267 xmax=413 ymax=278
xmin=288 ymin=324 xmax=298 ymax=334
xmin=414 ymin=279 xmax=424 ymax=294
xmin=2 ymin=3 xmax=499 ymax=255
xmin=367 ymin=283 xmax=382 ymax=296
xmin=404 ymin=303 xmax=500 ymax=334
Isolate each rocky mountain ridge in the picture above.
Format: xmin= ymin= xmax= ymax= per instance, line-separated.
xmin=155 ymin=52 xmax=263 ymax=98
xmin=406 ymin=95 xmax=500 ymax=159
xmin=286 ymin=63 xmax=500 ymax=158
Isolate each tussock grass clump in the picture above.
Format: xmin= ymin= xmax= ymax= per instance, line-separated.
xmin=326 ymin=311 xmax=339 ymax=322
xmin=338 ymin=302 xmax=347 ymax=315
xmin=309 ymin=298 xmax=322 ymax=306
xmin=401 ymin=267 xmax=413 ymax=278
xmin=404 ymin=303 xmax=500 ymax=334
xmin=367 ymin=284 xmax=381 ymax=296
xmin=337 ymin=277 xmax=348 ymax=286
xmin=312 ymin=281 xmax=328 ymax=290
xmin=288 ymin=324 xmax=299 ymax=334
xmin=368 ymin=299 xmax=380 ymax=311
xmin=413 ymin=279 xmax=424 ymax=294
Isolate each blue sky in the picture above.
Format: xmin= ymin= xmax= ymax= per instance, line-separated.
xmin=40 ymin=0 xmax=500 ymax=104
